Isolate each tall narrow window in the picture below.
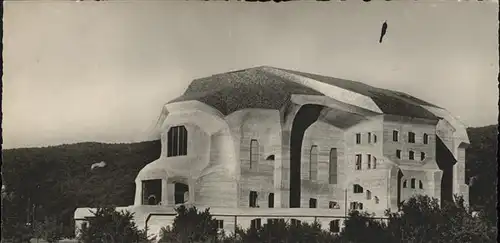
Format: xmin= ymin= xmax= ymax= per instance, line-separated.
xmin=408 ymin=132 xmax=416 ymax=143
xmin=167 ymin=126 xmax=188 ymax=157
xmin=268 ymin=193 xmax=274 ymax=208
xmin=367 ymin=154 xmax=372 ymax=169
xmin=396 ymin=150 xmax=402 ymax=159
xmin=250 ymin=219 xmax=261 ymax=230
xmin=309 ymin=198 xmax=317 ymax=208
xmin=403 ymin=180 xmax=407 ymax=188
xmin=329 ymin=148 xmax=338 ymax=184
xmin=373 ymin=157 xmax=377 ymax=169
xmin=356 ymin=133 xmax=361 ymax=144
xmin=353 ymin=184 xmax=364 ymax=193
xmin=249 ymin=191 xmax=258 ymax=208
xmin=250 ymin=139 xmax=259 ymax=169
xmin=216 ymin=220 xmax=224 ymax=229
xmin=411 ymin=178 xmax=416 ymax=189
xmin=368 ymin=132 xmax=372 ymax=143
xmin=420 ymin=152 xmax=426 ymax=161
xmin=374 ymin=134 xmax=377 ymax=143
xmin=355 ymin=154 xmax=362 ymax=170
xmin=419 ymin=180 xmax=424 ymax=189
xmin=423 ymin=133 xmax=429 ymax=144
xmin=366 ymin=190 xmax=372 ymax=200
xmin=309 ymin=145 xmax=318 ymax=181
xmin=409 ymin=151 xmax=415 ymax=160
xmin=393 ymin=130 xmax=399 ymax=142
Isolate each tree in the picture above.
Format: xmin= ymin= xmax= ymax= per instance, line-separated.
xmin=33 ymin=216 xmax=63 ymax=243
xmin=77 ymin=207 xmax=151 ymax=243
xmin=159 ymin=205 xmax=219 ymax=243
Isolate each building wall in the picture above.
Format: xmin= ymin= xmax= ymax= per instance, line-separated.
xmin=342 ymin=117 xmax=388 ymax=215
xmin=225 ymin=109 xmax=282 ymax=209
xmin=300 ymin=120 xmax=345 ymax=214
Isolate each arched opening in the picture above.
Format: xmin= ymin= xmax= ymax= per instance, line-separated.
xmin=174 ymin=182 xmax=189 ymax=204
xmin=289 ymin=104 xmax=323 ymax=208
xmin=436 ymin=137 xmax=456 ymax=203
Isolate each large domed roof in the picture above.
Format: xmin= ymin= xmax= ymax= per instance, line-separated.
xmin=169 ymin=66 xmax=439 ymax=120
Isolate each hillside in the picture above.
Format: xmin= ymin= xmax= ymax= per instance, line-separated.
xmin=1 ymin=124 xmax=497 ymax=236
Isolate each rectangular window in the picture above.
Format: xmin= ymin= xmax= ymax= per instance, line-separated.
xmin=421 ymin=152 xmax=426 ymax=161
xmin=309 ymin=145 xmax=318 ymax=181
xmin=367 ymin=154 xmax=372 ymax=169
xmin=251 ymin=219 xmax=261 ymax=230
xmin=249 ymin=191 xmax=258 ymax=208
xmin=374 ymin=134 xmax=377 ymax=143
xmin=373 ymin=157 xmax=377 ymax=169
xmin=268 ymin=193 xmax=274 ymax=208
xmin=396 ymin=150 xmax=401 ymax=159
xmin=367 ymin=132 xmax=371 ymax=143
xmin=216 ymin=220 xmax=224 ymax=229
xmin=329 ymin=201 xmax=339 ymax=209
xmin=409 ymin=151 xmax=415 ymax=160
xmin=350 ymin=202 xmax=363 ymax=210
xmin=291 ymin=219 xmax=301 ymax=226
xmin=355 ymin=133 xmax=362 ymax=144
xmin=408 ymin=132 xmax=416 ymax=143
xmin=353 ymin=184 xmax=364 ymax=194
xmin=168 ymin=126 xmax=188 ymax=157
xmin=423 ymin=134 xmax=429 ymax=144
xmin=355 ymin=154 xmax=362 ymax=170
xmin=393 ymin=130 xmax=399 ymax=142
xmin=250 ymin=139 xmax=259 ymax=169
xmin=309 ymin=198 xmax=317 ymax=208
xmin=329 ymin=148 xmax=338 ymax=184
xmin=330 ymin=220 xmax=340 ymax=233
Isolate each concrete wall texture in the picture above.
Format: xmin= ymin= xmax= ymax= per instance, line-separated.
xmin=74 ymin=67 xmax=470 ymax=238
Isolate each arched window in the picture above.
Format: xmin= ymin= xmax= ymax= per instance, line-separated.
xmin=411 ymin=178 xmax=416 ymax=189
xmin=167 ymin=126 xmax=188 ymax=157
xmin=329 ymin=148 xmax=338 ymax=184
xmin=409 ymin=151 xmax=415 ymax=160
xmin=310 ymin=145 xmax=318 ymax=181
xmin=423 ymin=133 xmax=429 ymax=144
xmin=250 ymin=140 xmax=259 ymax=169
xmin=403 ymin=180 xmax=407 ymax=188
xmin=396 ymin=150 xmax=402 ymax=159
xmin=419 ymin=180 xmax=423 ymax=189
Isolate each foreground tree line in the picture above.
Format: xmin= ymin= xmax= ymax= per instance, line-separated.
xmin=61 ymin=195 xmax=498 ymax=243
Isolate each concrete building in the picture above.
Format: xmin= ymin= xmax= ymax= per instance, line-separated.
xmin=74 ymin=66 xmax=469 ymax=237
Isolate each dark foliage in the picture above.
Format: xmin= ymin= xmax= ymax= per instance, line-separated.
xmin=159 ymin=205 xmax=219 ymax=243
xmin=77 ymin=207 xmax=151 ymax=243
xmin=465 ymin=125 xmax=498 ymax=225
xmin=1 ymin=140 xmax=161 ymax=239
xmin=33 ymin=216 xmax=64 ymax=243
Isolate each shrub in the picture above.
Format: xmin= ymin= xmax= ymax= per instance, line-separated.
xmin=77 ymin=207 xmax=151 ymax=243
xmin=158 ymin=205 xmax=219 ymax=243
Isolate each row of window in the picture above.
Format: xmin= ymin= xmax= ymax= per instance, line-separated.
xmin=249 ymin=190 xmax=342 ymax=210
xmin=396 ymin=150 xmax=426 ymax=161
xmin=355 ymin=132 xmax=378 ymax=145
xmin=354 ymin=154 xmax=378 ymax=170
xmin=393 ymin=130 xmax=430 ymax=144
xmin=250 ymin=218 xmax=341 ymax=233
xmin=403 ymin=178 xmax=424 ymax=189
xmin=309 ymin=146 xmax=339 ymax=185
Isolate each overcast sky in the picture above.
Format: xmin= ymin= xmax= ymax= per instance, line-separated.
xmin=2 ymin=1 xmax=498 ymax=149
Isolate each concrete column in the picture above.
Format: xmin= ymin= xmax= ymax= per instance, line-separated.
xmin=161 ymin=179 xmax=169 ymax=205
xmin=134 ymin=180 xmax=142 ymax=206
xmin=427 ymin=170 xmax=442 ymax=204
xmin=166 ymin=182 xmax=175 ymax=206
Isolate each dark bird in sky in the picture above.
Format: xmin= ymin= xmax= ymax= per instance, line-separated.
xmin=379 ymin=21 xmax=388 ymax=43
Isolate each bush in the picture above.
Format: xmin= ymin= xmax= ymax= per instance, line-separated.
xmin=158 ymin=205 xmax=219 ymax=243
xmin=77 ymin=207 xmax=151 ymax=243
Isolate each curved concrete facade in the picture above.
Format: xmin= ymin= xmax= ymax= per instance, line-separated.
xmin=76 ymin=67 xmax=470 ymax=237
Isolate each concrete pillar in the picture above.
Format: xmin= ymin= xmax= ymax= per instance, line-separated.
xmin=161 ymin=179 xmax=169 ymax=205
xmin=134 ymin=180 xmax=142 ymax=206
